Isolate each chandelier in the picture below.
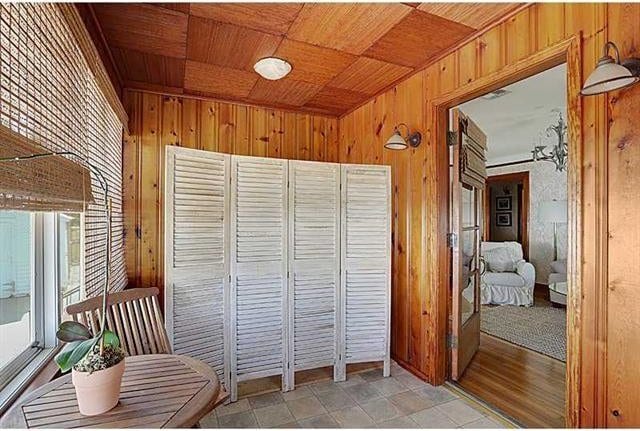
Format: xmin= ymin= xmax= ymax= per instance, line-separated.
xmin=531 ymin=112 xmax=568 ymax=172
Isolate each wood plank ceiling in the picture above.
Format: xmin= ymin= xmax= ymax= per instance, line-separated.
xmin=91 ymin=3 xmax=521 ymax=116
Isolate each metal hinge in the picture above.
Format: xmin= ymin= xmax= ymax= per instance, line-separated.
xmin=447 ymin=131 xmax=458 ymax=146
xmin=447 ymin=333 xmax=458 ymax=349
xmin=447 ymin=232 xmax=457 ymax=248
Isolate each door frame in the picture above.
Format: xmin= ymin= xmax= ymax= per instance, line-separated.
xmin=429 ymin=36 xmax=583 ymax=427
xmin=484 ymin=172 xmax=530 ymax=260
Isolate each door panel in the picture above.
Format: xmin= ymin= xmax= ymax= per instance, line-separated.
xmin=450 ymin=109 xmax=487 ymax=381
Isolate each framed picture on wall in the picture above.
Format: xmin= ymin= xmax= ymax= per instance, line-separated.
xmin=496 ymin=196 xmax=512 ymax=211
xmin=496 ymin=212 xmax=512 ymax=226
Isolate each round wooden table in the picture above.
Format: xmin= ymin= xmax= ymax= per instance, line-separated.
xmin=0 ymin=354 xmax=220 ymax=428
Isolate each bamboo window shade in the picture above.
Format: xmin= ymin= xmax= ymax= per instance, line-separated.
xmin=0 ymin=3 xmax=126 ymax=296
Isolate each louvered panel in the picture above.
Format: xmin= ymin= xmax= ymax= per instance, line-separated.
xmin=287 ymin=161 xmax=340 ymax=387
xmin=165 ymin=146 xmax=230 ymax=389
xmin=339 ymin=164 xmax=391 ymax=378
xmin=230 ymin=156 xmax=288 ymax=400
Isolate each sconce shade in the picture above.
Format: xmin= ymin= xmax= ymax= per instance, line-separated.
xmin=384 ymin=131 xmax=408 ymax=150
xmin=540 ymin=200 xmax=567 ymax=223
xmin=581 ymin=42 xmax=640 ymax=95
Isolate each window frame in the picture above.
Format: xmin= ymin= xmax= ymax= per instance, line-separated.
xmin=0 ymin=212 xmax=82 ymax=414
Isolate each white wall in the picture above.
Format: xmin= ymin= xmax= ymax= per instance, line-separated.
xmin=487 ymin=161 xmax=567 ymax=284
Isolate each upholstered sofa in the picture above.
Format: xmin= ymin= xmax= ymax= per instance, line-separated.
xmin=480 ymin=241 xmax=535 ymax=306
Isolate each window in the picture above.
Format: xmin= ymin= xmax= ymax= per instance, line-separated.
xmin=0 ymin=210 xmax=83 ymax=404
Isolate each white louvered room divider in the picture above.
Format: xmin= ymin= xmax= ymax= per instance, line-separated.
xmin=164 ymin=147 xmax=230 ymax=389
xmin=287 ymin=161 xmax=341 ymax=388
xmin=230 ymin=156 xmax=289 ymax=401
xmin=340 ymin=164 xmax=392 ymax=378
xmin=164 ymin=148 xmax=391 ymax=401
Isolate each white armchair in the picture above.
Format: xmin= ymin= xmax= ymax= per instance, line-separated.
xmin=481 ymin=241 xmax=535 ymax=306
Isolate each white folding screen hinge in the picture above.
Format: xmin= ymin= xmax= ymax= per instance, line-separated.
xmin=447 ymin=232 xmax=457 ymax=248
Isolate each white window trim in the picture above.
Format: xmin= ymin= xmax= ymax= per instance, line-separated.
xmin=0 ymin=212 xmax=73 ymax=414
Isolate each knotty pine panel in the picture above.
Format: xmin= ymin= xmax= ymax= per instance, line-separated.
xmin=123 ymin=90 xmax=338 ymax=308
xmin=338 ymin=4 xmax=639 ymax=427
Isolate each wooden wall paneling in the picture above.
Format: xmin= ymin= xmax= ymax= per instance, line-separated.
xmin=312 ymin=116 xmax=326 ymax=161
xmin=325 ymin=119 xmax=339 ymax=163
xmin=180 ymin=98 xmax=199 ymax=149
xmin=218 ymin=103 xmax=236 ymax=154
xmin=296 ymin=114 xmax=312 ymax=160
xmin=249 ymin=106 xmax=268 ymax=157
xmin=267 ymin=109 xmax=283 ymax=159
xmin=200 ymin=100 xmax=219 ymax=152
xmin=140 ymin=93 xmax=160 ymax=290
xmin=605 ymin=4 xmax=640 ymax=427
xmin=504 ymin=7 xmax=533 ymax=64
xmin=534 ymin=3 xmax=566 ymax=51
xmin=456 ymin=39 xmax=478 ymax=87
xmin=123 ymin=91 xmax=141 ymax=288
xmin=234 ymin=105 xmax=250 ymax=156
xmin=478 ymin=24 xmax=506 ymax=77
xmin=281 ymin=112 xmax=297 ymax=160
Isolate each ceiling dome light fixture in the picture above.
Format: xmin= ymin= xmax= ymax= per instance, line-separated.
xmin=384 ymin=123 xmax=422 ymax=150
xmin=581 ymin=41 xmax=640 ymax=96
xmin=254 ymin=57 xmax=292 ymax=80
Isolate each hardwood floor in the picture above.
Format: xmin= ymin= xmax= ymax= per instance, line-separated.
xmin=456 ymin=333 xmax=566 ymax=428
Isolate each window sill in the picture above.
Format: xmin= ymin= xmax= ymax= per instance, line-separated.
xmin=0 ymin=346 xmax=60 ymax=417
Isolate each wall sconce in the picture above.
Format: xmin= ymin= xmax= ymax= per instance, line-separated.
xmin=581 ymin=41 xmax=640 ymax=96
xmin=384 ymin=123 xmax=422 ymax=150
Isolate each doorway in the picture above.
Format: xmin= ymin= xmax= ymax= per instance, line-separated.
xmin=446 ymin=64 xmax=569 ymax=428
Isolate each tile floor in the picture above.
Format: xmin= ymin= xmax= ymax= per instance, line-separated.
xmin=199 ymin=362 xmax=510 ymax=428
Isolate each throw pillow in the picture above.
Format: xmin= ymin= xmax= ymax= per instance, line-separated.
xmin=483 ymin=247 xmax=516 ymax=272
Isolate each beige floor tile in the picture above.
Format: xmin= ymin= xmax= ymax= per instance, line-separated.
xmin=376 ymin=416 xmax=420 ymax=428
xmin=462 ymin=416 xmax=507 ymax=428
xmin=336 ymin=373 xmax=366 ymax=387
xmin=283 ymin=386 xmax=314 ymax=401
xmin=199 ymin=410 xmax=219 ymax=428
xmin=413 ymin=385 xmax=458 ymax=405
xmin=248 ymin=391 xmax=285 ymax=409
xmin=435 ymin=399 xmax=485 ymax=426
xmin=387 ymin=390 xmax=437 ymax=415
xmin=298 ymin=413 xmax=340 ymax=428
xmin=393 ymin=372 xmax=428 ymax=389
xmin=342 ymin=382 xmax=383 ymax=404
xmin=359 ymin=369 xmax=386 ymax=382
xmin=309 ymin=380 xmax=341 ymax=395
xmin=217 ymin=411 xmax=258 ymax=428
xmin=267 ymin=421 xmax=301 ymax=428
xmin=330 ymin=405 xmax=376 ymax=428
xmin=369 ymin=377 xmax=406 ymax=396
xmin=315 ymin=387 xmax=356 ymax=412
xmin=409 ymin=406 xmax=458 ymax=428
xmin=286 ymin=396 xmax=328 ymax=420
xmin=215 ymin=398 xmax=251 ymax=417
xmin=253 ymin=403 xmax=296 ymax=428
xmin=359 ymin=397 xmax=403 ymax=423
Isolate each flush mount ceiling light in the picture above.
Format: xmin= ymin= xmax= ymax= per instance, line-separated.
xmin=581 ymin=41 xmax=640 ymax=96
xmin=384 ymin=123 xmax=422 ymax=150
xmin=254 ymin=57 xmax=292 ymax=80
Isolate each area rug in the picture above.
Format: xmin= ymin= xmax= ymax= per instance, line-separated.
xmin=481 ymin=303 xmax=566 ymax=362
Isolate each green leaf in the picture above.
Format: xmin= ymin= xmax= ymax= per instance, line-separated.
xmin=64 ymin=337 xmax=98 ymax=371
xmin=55 ymin=340 xmax=82 ymax=373
xmin=102 ymin=330 xmax=120 ymax=349
xmin=56 ymin=321 xmax=91 ymax=342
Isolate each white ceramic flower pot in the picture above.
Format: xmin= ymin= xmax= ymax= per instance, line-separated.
xmin=72 ymin=359 xmax=125 ymax=416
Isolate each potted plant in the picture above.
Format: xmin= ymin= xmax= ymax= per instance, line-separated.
xmin=55 ymin=321 xmax=125 ymax=415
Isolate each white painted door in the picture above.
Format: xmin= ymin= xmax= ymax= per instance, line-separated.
xmin=287 ymin=160 xmax=341 ymax=388
xmin=164 ymin=146 xmax=230 ymax=388
xmin=230 ymin=156 xmax=289 ymax=400
xmin=339 ymin=164 xmax=391 ymax=379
